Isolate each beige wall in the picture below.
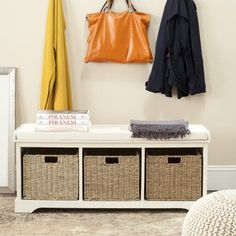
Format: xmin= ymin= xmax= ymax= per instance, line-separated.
xmin=0 ymin=0 xmax=236 ymax=164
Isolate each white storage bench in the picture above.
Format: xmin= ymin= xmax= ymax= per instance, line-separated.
xmin=15 ymin=124 xmax=210 ymax=213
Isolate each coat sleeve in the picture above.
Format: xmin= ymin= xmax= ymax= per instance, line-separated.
xmin=187 ymin=1 xmax=206 ymax=95
xmin=145 ymin=0 xmax=189 ymax=97
xmin=145 ymin=6 xmax=170 ymax=95
xmin=165 ymin=0 xmax=190 ymax=97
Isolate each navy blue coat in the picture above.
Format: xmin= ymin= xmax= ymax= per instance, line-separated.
xmin=146 ymin=0 xmax=206 ymax=99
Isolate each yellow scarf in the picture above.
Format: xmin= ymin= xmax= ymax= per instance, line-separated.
xmin=40 ymin=0 xmax=72 ymax=110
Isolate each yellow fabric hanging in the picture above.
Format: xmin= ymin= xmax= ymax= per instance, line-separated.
xmin=40 ymin=0 xmax=72 ymax=110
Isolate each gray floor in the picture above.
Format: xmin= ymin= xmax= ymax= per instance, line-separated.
xmin=0 ymin=195 xmax=186 ymax=236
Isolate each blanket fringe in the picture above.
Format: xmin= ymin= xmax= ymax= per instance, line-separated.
xmin=130 ymin=125 xmax=190 ymax=140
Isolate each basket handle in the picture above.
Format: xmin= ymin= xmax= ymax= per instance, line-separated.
xmin=167 ymin=157 xmax=181 ymax=165
xmin=105 ymin=157 xmax=119 ymax=165
xmin=44 ymin=156 xmax=58 ymax=163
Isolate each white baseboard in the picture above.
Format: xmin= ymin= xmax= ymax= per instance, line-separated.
xmin=208 ymin=165 xmax=236 ymax=190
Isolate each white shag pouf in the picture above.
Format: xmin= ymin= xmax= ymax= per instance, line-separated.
xmin=182 ymin=190 xmax=236 ymax=236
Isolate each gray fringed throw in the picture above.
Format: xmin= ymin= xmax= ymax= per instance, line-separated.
xmin=130 ymin=120 xmax=190 ymax=140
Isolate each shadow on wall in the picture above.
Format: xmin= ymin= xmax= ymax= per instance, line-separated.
xmin=143 ymin=92 xmax=207 ymax=122
xmin=79 ymin=63 xmax=152 ymax=124
xmin=16 ymin=69 xmax=24 ymax=126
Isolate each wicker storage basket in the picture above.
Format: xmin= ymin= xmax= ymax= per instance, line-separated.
xmin=146 ymin=149 xmax=202 ymax=201
xmin=23 ymin=148 xmax=79 ymax=200
xmin=84 ymin=149 xmax=140 ymax=201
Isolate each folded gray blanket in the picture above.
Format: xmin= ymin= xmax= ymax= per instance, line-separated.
xmin=130 ymin=120 xmax=190 ymax=140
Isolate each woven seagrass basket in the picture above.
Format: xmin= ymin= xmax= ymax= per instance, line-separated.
xmin=84 ymin=149 xmax=140 ymax=201
xmin=146 ymin=149 xmax=202 ymax=201
xmin=23 ymin=148 xmax=79 ymax=200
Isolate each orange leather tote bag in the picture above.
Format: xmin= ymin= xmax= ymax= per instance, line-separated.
xmin=84 ymin=0 xmax=153 ymax=63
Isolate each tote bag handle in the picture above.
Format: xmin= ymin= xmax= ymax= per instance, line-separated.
xmin=100 ymin=0 xmax=136 ymax=12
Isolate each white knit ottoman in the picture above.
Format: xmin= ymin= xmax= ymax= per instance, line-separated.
xmin=182 ymin=190 xmax=236 ymax=236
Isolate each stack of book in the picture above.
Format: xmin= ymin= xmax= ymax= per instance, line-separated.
xmin=36 ymin=110 xmax=91 ymax=132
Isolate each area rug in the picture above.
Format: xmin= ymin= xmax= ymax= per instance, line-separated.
xmin=0 ymin=196 xmax=186 ymax=236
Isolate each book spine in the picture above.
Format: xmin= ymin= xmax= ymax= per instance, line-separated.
xmin=38 ymin=110 xmax=89 ymax=115
xmin=35 ymin=125 xmax=90 ymax=132
xmin=37 ymin=114 xmax=90 ymax=121
xmin=36 ymin=119 xmax=90 ymax=125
